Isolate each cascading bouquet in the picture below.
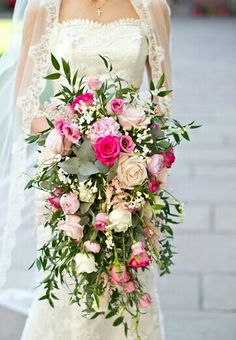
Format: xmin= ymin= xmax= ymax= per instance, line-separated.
xmin=26 ymin=54 xmax=200 ymax=339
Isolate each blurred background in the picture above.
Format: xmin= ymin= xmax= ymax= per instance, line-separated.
xmin=0 ymin=0 xmax=236 ymax=339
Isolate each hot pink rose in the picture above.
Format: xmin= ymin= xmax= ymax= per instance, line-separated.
xmin=86 ymin=76 xmax=103 ymax=91
xmin=58 ymin=215 xmax=83 ymax=242
xmin=45 ymin=129 xmax=72 ymax=155
xmin=60 ymin=192 xmax=80 ymax=214
xmin=109 ymin=98 xmax=124 ymax=115
xmin=94 ymin=212 xmax=108 ymax=231
xmin=70 ymin=93 xmax=94 ymax=112
xmin=123 ymin=280 xmax=137 ymax=293
xmin=88 ymin=117 xmax=121 ymax=144
xmin=128 ymin=242 xmax=152 ymax=269
xmin=84 ymin=241 xmax=101 ymax=253
xmin=109 ymin=264 xmax=130 ymax=285
xmin=138 ymin=293 xmax=152 ymax=309
xmin=63 ymin=123 xmax=81 ymax=144
xmin=147 ymin=154 xmax=164 ymax=176
xmin=147 ymin=179 xmax=159 ymax=193
xmin=55 ymin=118 xmax=67 ymax=136
xmin=120 ymin=135 xmax=136 ymax=153
xmin=162 ymin=148 xmax=175 ymax=168
xmin=48 ymin=188 xmax=64 ymax=210
xmin=94 ymin=135 xmax=121 ymax=166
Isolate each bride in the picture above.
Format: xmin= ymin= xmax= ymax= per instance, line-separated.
xmin=0 ymin=0 xmax=172 ymax=339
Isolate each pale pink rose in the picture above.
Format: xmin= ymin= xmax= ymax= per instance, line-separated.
xmin=109 ymin=98 xmax=124 ymax=115
xmin=162 ymin=148 xmax=176 ymax=168
xmin=123 ymin=280 xmax=137 ymax=293
xmin=55 ymin=118 xmax=67 ymax=136
xmin=60 ymin=192 xmax=80 ymax=214
xmin=88 ymin=117 xmax=121 ymax=144
xmin=94 ymin=135 xmax=121 ymax=166
xmin=128 ymin=241 xmax=151 ymax=269
xmin=138 ymin=293 xmax=152 ymax=308
xmin=45 ymin=129 xmax=71 ymax=155
xmin=147 ymin=154 xmax=164 ymax=176
xmin=48 ymin=188 xmax=64 ymax=210
xmin=63 ymin=123 xmax=81 ymax=144
xmin=120 ymin=135 xmax=136 ymax=153
xmin=84 ymin=241 xmax=101 ymax=253
xmin=118 ymin=106 xmax=151 ymax=131
xmin=58 ymin=215 xmax=83 ymax=242
xmin=109 ymin=264 xmax=130 ymax=285
xmin=70 ymin=93 xmax=94 ymax=112
xmin=94 ymin=212 xmax=108 ymax=231
xmin=86 ymin=76 xmax=103 ymax=91
xmin=147 ymin=179 xmax=159 ymax=193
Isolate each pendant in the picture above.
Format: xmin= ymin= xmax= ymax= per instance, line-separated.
xmin=96 ymin=7 xmax=102 ymax=16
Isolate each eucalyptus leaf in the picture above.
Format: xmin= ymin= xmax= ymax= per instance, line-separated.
xmin=77 ymin=173 xmax=89 ymax=182
xmin=80 ymin=202 xmax=93 ymax=215
xmin=78 ymin=160 xmax=99 ymax=176
xmin=75 ymin=140 xmax=96 ymax=162
xmin=59 ymin=157 xmax=80 ymax=174
xmin=95 ymin=160 xmax=109 ymax=174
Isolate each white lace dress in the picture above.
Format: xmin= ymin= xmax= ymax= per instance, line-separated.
xmin=20 ymin=18 xmax=165 ymax=340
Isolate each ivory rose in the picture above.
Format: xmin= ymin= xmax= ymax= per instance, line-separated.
xmin=45 ymin=129 xmax=71 ymax=155
xmin=118 ymin=106 xmax=150 ymax=130
xmin=138 ymin=293 xmax=152 ymax=308
xmin=60 ymin=192 xmax=80 ymax=214
xmin=94 ymin=135 xmax=121 ymax=166
xmin=86 ymin=76 xmax=103 ymax=91
xmin=116 ymin=153 xmax=147 ymax=189
xmin=58 ymin=215 xmax=83 ymax=242
xmin=75 ymin=253 xmax=97 ymax=273
xmin=109 ymin=264 xmax=130 ymax=285
xmin=109 ymin=207 xmax=132 ymax=233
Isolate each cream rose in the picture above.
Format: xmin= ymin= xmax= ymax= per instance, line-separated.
xmin=118 ymin=106 xmax=150 ymax=130
xmin=116 ymin=153 xmax=147 ymax=189
xmin=75 ymin=253 xmax=97 ymax=274
xmin=109 ymin=207 xmax=132 ymax=233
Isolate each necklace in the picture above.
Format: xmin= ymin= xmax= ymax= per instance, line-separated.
xmin=89 ymin=0 xmax=109 ymax=17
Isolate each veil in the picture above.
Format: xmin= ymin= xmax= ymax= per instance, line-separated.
xmin=0 ymin=0 xmax=172 ymax=314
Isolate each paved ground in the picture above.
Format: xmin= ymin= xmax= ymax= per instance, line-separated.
xmin=0 ymin=16 xmax=236 ymax=340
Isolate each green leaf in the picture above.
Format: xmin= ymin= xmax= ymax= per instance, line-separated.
xmin=105 ymin=309 xmax=118 ymax=319
xmin=36 ymin=258 xmax=42 ymax=271
xmin=157 ymin=74 xmax=165 ymax=89
xmin=80 ymin=202 xmax=93 ymax=215
xmin=72 ymin=70 xmax=78 ymax=87
xmin=51 ymin=53 xmax=60 ymax=71
xmin=45 ymin=73 xmax=61 ymax=80
xmin=107 ymin=160 xmax=119 ymax=182
xmin=158 ymin=90 xmax=173 ymax=97
xmin=73 ymin=140 xmax=95 ymax=162
xmin=78 ymin=160 xmax=99 ymax=176
xmin=59 ymin=157 xmax=80 ymax=174
xmin=113 ymin=316 xmax=124 ymax=327
xmin=150 ymin=79 xmax=155 ymax=91
xmin=95 ymin=160 xmax=109 ymax=174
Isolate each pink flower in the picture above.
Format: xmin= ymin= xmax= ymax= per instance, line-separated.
xmin=45 ymin=129 xmax=72 ymax=155
xmin=138 ymin=293 xmax=152 ymax=308
xmin=120 ymin=135 xmax=136 ymax=153
xmin=109 ymin=264 xmax=130 ymax=285
xmin=86 ymin=76 xmax=103 ymax=91
xmin=94 ymin=135 xmax=121 ymax=166
xmin=123 ymin=280 xmax=137 ymax=293
xmin=48 ymin=188 xmax=64 ymax=210
xmin=162 ymin=148 xmax=175 ymax=168
xmin=109 ymin=98 xmax=124 ymax=115
xmin=128 ymin=242 xmax=152 ymax=269
xmin=70 ymin=93 xmax=94 ymax=112
xmin=58 ymin=215 xmax=83 ymax=242
xmin=88 ymin=117 xmax=121 ymax=144
xmin=55 ymin=118 xmax=67 ymax=136
xmin=94 ymin=212 xmax=108 ymax=231
xmin=84 ymin=241 xmax=101 ymax=253
xmin=147 ymin=179 xmax=159 ymax=193
xmin=147 ymin=154 xmax=164 ymax=176
xmin=60 ymin=192 xmax=80 ymax=214
xmin=118 ymin=106 xmax=150 ymax=130
xmin=63 ymin=123 xmax=81 ymax=144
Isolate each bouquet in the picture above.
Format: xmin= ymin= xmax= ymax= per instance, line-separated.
xmin=26 ymin=54 xmax=200 ymax=339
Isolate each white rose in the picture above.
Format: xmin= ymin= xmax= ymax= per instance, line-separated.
xmin=93 ymin=294 xmax=110 ymax=313
xmin=75 ymin=253 xmax=97 ymax=274
xmin=109 ymin=208 xmax=132 ymax=233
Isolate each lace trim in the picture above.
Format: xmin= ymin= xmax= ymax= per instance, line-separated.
xmin=58 ymin=17 xmax=142 ymax=28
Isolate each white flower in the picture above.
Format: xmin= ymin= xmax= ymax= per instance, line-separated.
xmin=75 ymin=253 xmax=97 ymax=274
xmin=109 ymin=208 xmax=132 ymax=233
xmin=93 ymin=294 xmax=110 ymax=313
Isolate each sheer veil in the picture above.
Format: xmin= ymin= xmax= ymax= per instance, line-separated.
xmin=0 ymin=0 xmax=172 ymax=314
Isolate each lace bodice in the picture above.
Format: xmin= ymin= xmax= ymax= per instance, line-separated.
xmin=53 ymin=18 xmax=149 ymax=88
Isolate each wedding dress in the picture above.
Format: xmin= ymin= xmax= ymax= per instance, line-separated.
xmin=20 ymin=17 xmax=165 ymax=340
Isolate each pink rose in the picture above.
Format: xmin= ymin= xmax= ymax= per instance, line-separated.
xmin=138 ymin=293 xmax=152 ymax=309
xmin=120 ymin=135 xmax=136 ymax=153
xmin=63 ymin=123 xmax=81 ymax=144
xmin=109 ymin=264 xmax=130 ymax=285
xmin=118 ymin=106 xmax=150 ymax=130
xmin=55 ymin=118 xmax=67 ymax=136
xmin=162 ymin=148 xmax=175 ymax=168
xmin=70 ymin=93 xmax=94 ymax=112
xmin=109 ymin=98 xmax=124 ymax=115
xmin=131 ymin=242 xmax=146 ymax=256
xmin=94 ymin=135 xmax=121 ymax=166
xmin=88 ymin=117 xmax=121 ymax=144
xmin=58 ymin=215 xmax=83 ymax=242
xmin=45 ymin=129 xmax=72 ymax=155
xmin=48 ymin=188 xmax=64 ymax=210
xmin=147 ymin=179 xmax=159 ymax=193
xmin=84 ymin=241 xmax=101 ymax=253
xmin=86 ymin=76 xmax=103 ymax=91
xmin=128 ymin=242 xmax=152 ymax=269
xmin=123 ymin=280 xmax=137 ymax=293
xmin=94 ymin=212 xmax=108 ymax=231
xmin=147 ymin=154 xmax=164 ymax=176
xmin=60 ymin=192 xmax=80 ymax=214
